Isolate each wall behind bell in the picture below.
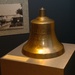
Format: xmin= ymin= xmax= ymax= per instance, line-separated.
xmin=28 ymin=0 xmax=75 ymax=43
xmin=0 ymin=0 xmax=75 ymax=57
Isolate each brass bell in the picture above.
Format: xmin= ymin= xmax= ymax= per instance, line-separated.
xmin=22 ymin=7 xmax=64 ymax=59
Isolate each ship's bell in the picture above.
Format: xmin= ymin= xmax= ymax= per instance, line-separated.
xmin=22 ymin=7 xmax=64 ymax=59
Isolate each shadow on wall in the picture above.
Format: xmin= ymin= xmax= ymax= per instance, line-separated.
xmin=0 ymin=33 xmax=29 ymax=57
xmin=65 ymin=52 xmax=75 ymax=75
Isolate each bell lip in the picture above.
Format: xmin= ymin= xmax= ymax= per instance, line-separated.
xmin=22 ymin=48 xmax=65 ymax=59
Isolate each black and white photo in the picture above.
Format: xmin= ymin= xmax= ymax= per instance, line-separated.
xmin=0 ymin=0 xmax=29 ymax=36
xmin=0 ymin=3 xmax=23 ymax=30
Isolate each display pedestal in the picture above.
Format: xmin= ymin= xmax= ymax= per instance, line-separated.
xmin=1 ymin=42 xmax=75 ymax=75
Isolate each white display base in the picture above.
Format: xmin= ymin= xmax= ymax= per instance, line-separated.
xmin=1 ymin=42 xmax=75 ymax=75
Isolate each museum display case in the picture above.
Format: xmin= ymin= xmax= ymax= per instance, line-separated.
xmin=0 ymin=0 xmax=75 ymax=75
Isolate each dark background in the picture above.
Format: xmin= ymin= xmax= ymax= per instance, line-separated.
xmin=0 ymin=0 xmax=75 ymax=57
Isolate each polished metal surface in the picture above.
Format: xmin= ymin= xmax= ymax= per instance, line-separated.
xmin=22 ymin=7 xmax=65 ymax=59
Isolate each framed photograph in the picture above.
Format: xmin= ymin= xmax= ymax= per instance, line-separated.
xmin=0 ymin=0 xmax=29 ymax=36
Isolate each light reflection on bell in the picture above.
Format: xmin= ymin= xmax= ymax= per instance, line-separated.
xmin=22 ymin=7 xmax=65 ymax=59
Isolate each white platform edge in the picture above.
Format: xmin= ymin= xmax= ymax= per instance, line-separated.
xmin=1 ymin=42 xmax=75 ymax=69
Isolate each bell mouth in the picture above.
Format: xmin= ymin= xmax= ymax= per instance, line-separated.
xmin=22 ymin=48 xmax=65 ymax=59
